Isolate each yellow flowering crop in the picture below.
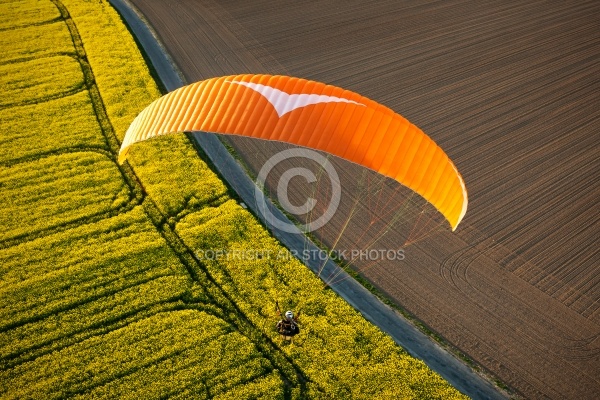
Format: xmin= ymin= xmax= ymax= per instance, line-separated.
xmin=0 ymin=0 xmax=61 ymax=30
xmin=60 ymin=0 xmax=161 ymax=139
xmin=126 ymin=134 xmax=228 ymax=216
xmin=176 ymin=201 xmax=467 ymax=399
xmin=0 ymin=91 xmax=105 ymax=164
xmin=0 ymin=152 xmax=129 ymax=241
xmin=0 ymin=21 xmax=72 ymax=63
xmin=0 ymin=55 xmax=84 ymax=108
xmin=1 ymin=311 xmax=280 ymax=399
xmin=0 ymin=0 xmax=469 ymax=398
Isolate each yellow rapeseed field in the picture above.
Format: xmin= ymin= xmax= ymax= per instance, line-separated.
xmin=0 ymin=0 xmax=468 ymax=398
xmin=0 ymin=0 xmax=61 ymax=30
xmin=0 ymin=55 xmax=84 ymax=108
xmin=0 ymin=21 xmax=72 ymax=62
xmin=0 ymin=152 xmax=129 ymax=241
xmin=126 ymin=135 xmax=228 ymax=217
xmin=0 ymin=91 xmax=105 ymax=164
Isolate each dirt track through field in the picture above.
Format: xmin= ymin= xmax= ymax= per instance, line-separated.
xmin=124 ymin=0 xmax=599 ymax=398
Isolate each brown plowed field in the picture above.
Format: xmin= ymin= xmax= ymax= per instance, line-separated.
xmin=127 ymin=0 xmax=599 ymax=398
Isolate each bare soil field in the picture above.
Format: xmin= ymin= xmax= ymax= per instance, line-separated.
xmin=126 ymin=0 xmax=599 ymax=398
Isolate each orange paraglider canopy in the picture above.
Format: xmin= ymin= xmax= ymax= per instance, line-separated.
xmin=119 ymin=74 xmax=468 ymax=230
